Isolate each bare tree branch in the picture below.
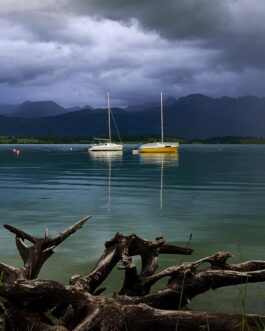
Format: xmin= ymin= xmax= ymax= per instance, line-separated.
xmin=50 ymin=215 xmax=91 ymax=246
xmin=4 ymin=224 xmax=36 ymax=243
xmin=1 ymin=215 xmax=91 ymax=282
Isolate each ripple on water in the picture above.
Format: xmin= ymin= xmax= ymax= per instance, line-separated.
xmin=0 ymin=144 xmax=265 ymax=312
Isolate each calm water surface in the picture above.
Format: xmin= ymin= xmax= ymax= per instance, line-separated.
xmin=0 ymin=144 xmax=265 ymax=313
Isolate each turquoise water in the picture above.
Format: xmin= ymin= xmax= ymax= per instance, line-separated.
xmin=0 ymin=144 xmax=265 ymax=313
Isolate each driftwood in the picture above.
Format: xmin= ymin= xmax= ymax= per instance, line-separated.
xmin=0 ymin=216 xmax=264 ymax=330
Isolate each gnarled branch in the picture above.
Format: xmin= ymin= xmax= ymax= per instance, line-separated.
xmin=1 ymin=215 xmax=91 ymax=282
xmin=70 ymin=232 xmax=192 ymax=295
xmin=1 ymin=220 xmax=265 ymax=331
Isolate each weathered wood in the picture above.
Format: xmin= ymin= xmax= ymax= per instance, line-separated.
xmin=1 ymin=217 xmax=265 ymax=330
xmin=1 ymin=215 xmax=91 ymax=282
xmin=123 ymin=305 xmax=265 ymax=331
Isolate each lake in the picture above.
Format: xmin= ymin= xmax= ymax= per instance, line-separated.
xmin=0 ymin=144 xmax=265 ymax=313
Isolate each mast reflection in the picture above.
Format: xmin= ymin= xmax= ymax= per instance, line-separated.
xmin=89 ymin=151 xmax=122 ymax=212
xmin=139 ymin=153 xmax=179 ymax=209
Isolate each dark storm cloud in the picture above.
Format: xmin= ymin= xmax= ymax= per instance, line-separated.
xmin=0 ymin=0 xmax=265 ymax=106
xmin=74 ymin=0 xmax=230 ymax=39
xmin=73 ymin=0 xmax=265 ymax=69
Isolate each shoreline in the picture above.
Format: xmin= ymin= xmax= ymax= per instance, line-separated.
xmin=1 ymin=136 xmax=265 ymax=145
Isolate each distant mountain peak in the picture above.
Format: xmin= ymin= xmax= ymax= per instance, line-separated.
xmin=165 ymin=97 xmax=176 ymax=104
xmin=1 ymin=100 xmax=66 ymax=118
xmin=82 ymin=105 xmax=94 ymax=110
xmin=180 ymin=93 xmax=211 ymax=101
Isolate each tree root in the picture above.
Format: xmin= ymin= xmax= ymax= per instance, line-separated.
xmin=0 ymin=216 xmax=264 ymax=330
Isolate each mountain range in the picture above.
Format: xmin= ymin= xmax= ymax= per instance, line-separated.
xmin=0 ymin=101 xmax=94 ymax=118
xmin=0 ymin=94 xmax=265 ymax=139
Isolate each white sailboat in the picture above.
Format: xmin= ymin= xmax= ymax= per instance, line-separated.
xmin=88 ymin=93 xmax=123 ymax=152
xmin=137 ymin=92 xmax=179 ymax=153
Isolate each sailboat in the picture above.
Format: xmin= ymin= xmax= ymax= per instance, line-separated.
xmin=88 ymin=92 xmax=123 ymax=152
xmin=137 ymin=92 xmax=179 ymax=153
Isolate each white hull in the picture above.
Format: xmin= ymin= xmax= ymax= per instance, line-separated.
xmin=88 ymin=143 xmax=123 ymax=152
xmin=139 ymin=142 xmax=179 ymax=149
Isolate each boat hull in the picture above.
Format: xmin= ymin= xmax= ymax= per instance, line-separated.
xmin=88 ymin=143 xmax=123 ymax=152
xmin=139 ymin=146 xmax=178 ymax=153
xmin=138 ymin=142 xmax=179 ymax=153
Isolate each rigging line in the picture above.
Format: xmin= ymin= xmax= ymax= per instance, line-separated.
xmin=90 ymin=110 xmax=104 ymax=142
xmin=110 ymin=109 xmax=122 ymax=143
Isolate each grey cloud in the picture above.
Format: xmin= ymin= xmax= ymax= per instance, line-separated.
xmin=72 ymin=0 xmax=230 ymax=39
xmin=70 ymin=0 xmax=265 ymax=70
xmin=0 ymin=0 xmax=265 ymax=107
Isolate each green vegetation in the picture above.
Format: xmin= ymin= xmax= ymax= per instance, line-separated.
xmin=203 ymin=136 xmax=265 ymax=144
xmin=0 ymin=136 xmax=92 ymax=144
xmin=1 ymin=135 xmax=265 ymax=144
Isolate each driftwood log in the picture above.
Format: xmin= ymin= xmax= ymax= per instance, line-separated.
xmin=0 ymin=216 xmax=264 ymax=330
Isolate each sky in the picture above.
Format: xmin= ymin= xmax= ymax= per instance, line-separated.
xmin=0 ymin=0 xmax=265 ymax=107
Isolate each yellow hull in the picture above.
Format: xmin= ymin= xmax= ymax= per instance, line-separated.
xmin=140 ymin=147 xmax=178 ymax=153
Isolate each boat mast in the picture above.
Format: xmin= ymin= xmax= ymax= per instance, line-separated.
xmin=107 ymin=91 xmax=111 ymax=143
xmin=161 ymin=91 xmax=164 ymax=143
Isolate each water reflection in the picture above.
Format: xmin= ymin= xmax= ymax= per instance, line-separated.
xmin=88 ymin=151 xmax=123 ymax=212
xmin=88 ymin=151 xmax=123 ymax=162
xmin=139 ymin=153 xmax=179 ymax=209
xmin=139 ymin=153 xmax=179 ymax=165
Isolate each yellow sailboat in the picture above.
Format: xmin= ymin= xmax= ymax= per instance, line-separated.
xmin=138 ymin=92 xmax=179 ymax=153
